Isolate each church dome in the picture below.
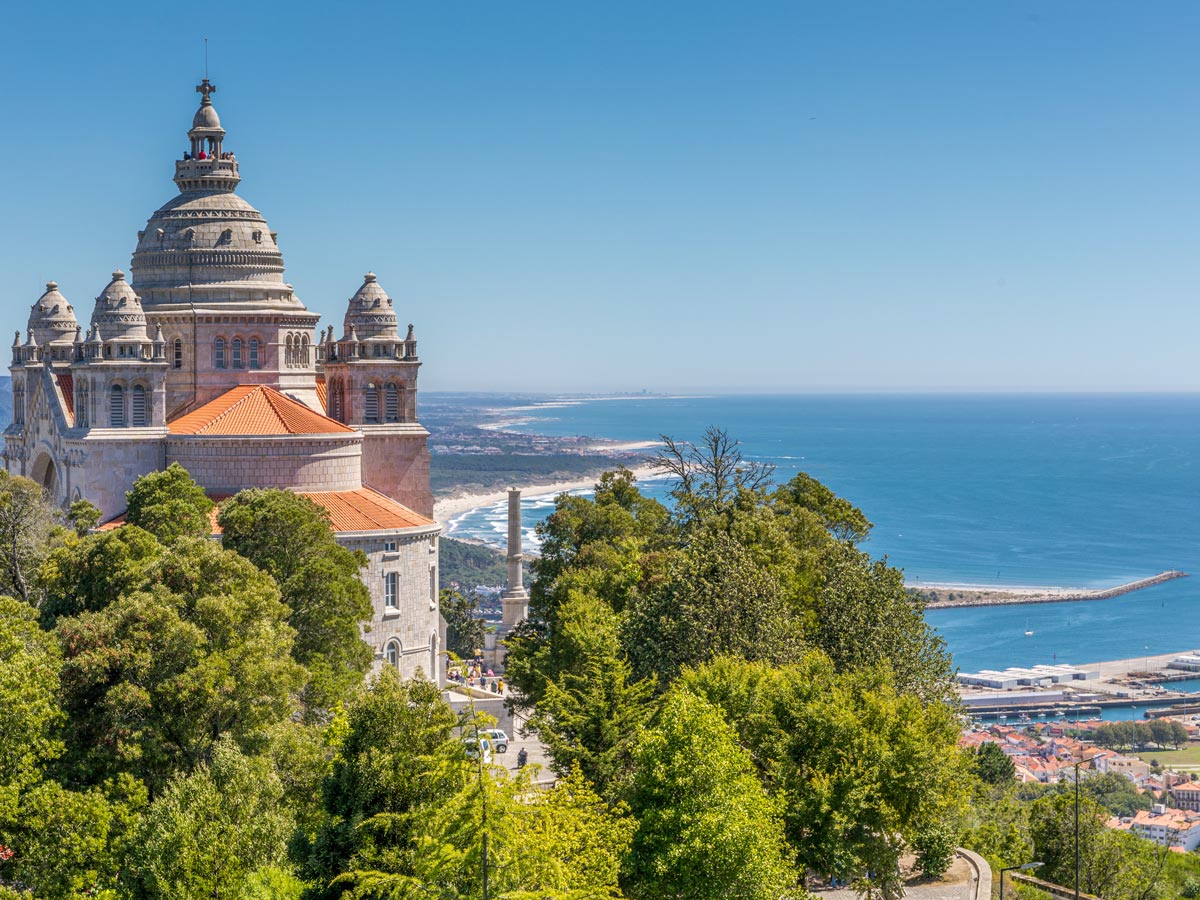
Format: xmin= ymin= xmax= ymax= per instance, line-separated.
xmin=128 ymin=79 xmax=301 ymax=309
xmin=343 ymin=273 xmax=400 ymax=341
xmin=27 ymin=281 xmax=78 ymax=347
xmin=90 ymin=270 xmax=150 ymax=342
xmin=193 ymin=102 xmax=222 ymax=130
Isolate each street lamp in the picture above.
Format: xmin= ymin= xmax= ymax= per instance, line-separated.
xmin=1000 ymin=861 xmax=1044 ymax=900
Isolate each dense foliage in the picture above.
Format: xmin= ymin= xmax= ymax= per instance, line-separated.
xmin=0 ymin=433 xmax=980 ymax=899
xmin=505 ymin=428 xmax=967 ymax=898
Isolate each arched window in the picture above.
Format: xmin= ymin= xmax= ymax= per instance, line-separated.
xmin=385 ymin=640 xmax=400 ymax=669
xmin=173 ymin=339 xmax=183 ymax=369
xmin=110 ymin=385 xmax=125 ymax=427
xmin=249 ymin=338 xmax=260 ymax=369
xmin=385 ymin=571 xmax=399 ymax=609
xmin=214 ymin=338 xmax=226 ymax=369
xmin=131 ymin=385 xmax=147 ymax=426
xmin=232 ymin=338 xmax=243 ymax=369
xmin=385 ymin=383 xmax=400 ymax=423
xmin=364 ymin=382 xmax=379 ymax=424
xmin=328 ymin=377 xmax=342 ymax=421
xmin=301 ymin=334 xmax=310 ymax=366
xmin=285 ymin=335 xmax=294 ymax=367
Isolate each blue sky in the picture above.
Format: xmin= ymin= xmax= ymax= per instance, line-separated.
xmin=1 ymin=2 xmax=1197 ymax=392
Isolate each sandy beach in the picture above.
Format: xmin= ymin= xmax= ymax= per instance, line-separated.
xmin=434 ymin=463 xmax=663 ymax=523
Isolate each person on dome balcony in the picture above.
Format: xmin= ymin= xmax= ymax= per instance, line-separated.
xmin=197 ymin=149 xmax=207 ymax=160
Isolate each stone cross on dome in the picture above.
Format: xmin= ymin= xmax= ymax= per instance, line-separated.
xmin=196 ymin=78 xmax=217 ymax=103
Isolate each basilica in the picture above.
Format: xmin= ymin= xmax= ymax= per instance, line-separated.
xmin=4 ymin=80 xmax=443 ymax=682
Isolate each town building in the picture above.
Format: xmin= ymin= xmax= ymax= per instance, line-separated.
xmin=4 ymin=80 xmax=442 ymax=681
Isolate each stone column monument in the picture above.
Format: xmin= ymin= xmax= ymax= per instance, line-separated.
xmin=501 ymin=488 xmax=529 ymax=628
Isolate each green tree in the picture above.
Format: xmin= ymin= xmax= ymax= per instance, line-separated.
xmin=1 ymin=776 xmax=146 ymax=899
xmin=774 ymin=471 xmax=873 ymax=543
xmin=0 ymin=596 xmax=63 ymax=817
xmin=528 ymin=590 xmax=653 ymax=797
xmin=302 ymin=670 xmax=459 ymax=897
xmin=38 ymin=524 xmax=166 ymax=626
xmin=622 ymin=530 xmax=805 ymax=689
xmin=1080 ymin=771 xmax=1154 ymax=818
xmin=338 ymin=766 xmax=635 ymax=900
xmin=683 ymin=655 xmax=968 ymax=898
xmin=0 ymin=470 xmax=59 ymax=606
xmin=969 ymin=742 xmax=1016 ymax=786
xmin=125 ymin=462 xmax=215 ymax=543
xmin=127 ymin=737 xmax=294 ymax=900
xmin=809 ymin=541 xmax=953 ymax=702
xmin=441 ymin=588 xmax=486 ymax=659
xmin=621 ymin=689 xmax=795 ymax=900
xmin=55 ymin=537 xmax=305 ymax=793
xmin=66 ymin=497 xmax=102 ymax=536
xmin=1030 ymin=792 xmax=1169 ymax=900
xmin=219 ymin=489 xmax=374 ymax=710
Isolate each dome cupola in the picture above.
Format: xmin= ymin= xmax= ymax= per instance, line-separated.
xmin=343 ymin=273 xmax=401 ymax=342
xmin=90 ymin=270 xmax=150 ymax=344
xmin=27 ymin=281 xmax=78 ymax=349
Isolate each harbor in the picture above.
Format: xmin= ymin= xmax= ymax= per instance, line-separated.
xmin=958 ymin=649 xmax=1200 ymax=721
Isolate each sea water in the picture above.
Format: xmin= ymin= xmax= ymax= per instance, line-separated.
xmin=443 ymin=394 xmax=1200 ymax=673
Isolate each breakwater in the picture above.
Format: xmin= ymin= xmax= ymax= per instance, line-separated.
xmin=924 ymin=570 xmax=1187 ymax=609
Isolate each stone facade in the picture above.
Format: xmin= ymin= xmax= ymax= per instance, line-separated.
xmin=4 ymin=80 xmax=441 ymax=683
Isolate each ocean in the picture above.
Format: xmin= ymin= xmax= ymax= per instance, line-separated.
xmin=443 ymin=394 xmax=1200 ymax=674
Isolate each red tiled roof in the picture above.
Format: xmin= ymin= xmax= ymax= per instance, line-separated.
xmin=99 ymin=487 xmax=434 ymax=534
xmin=315 ymin=375 xmax=327 ymax=412
xmin=300 ymin=487 xmax=435 ymax=530
xmin=168 ymin=385 xmax=353 ymax=436
xmin=55 ymin=372 xmax=74 ymax=424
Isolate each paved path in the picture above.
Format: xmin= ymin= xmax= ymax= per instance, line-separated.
xmin=809 ymin=854 xmax=982 ymax=900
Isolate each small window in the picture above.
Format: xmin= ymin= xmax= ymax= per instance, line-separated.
xmin=301 ymin=335 xmax=310 ymax=366
xmin=173 ymin=339 xmax=183 ymax=369
xmin=384 ymin=540 xmax=398 ymax=553
xmin=385 ymin=384 xmax=400 ymax=423
xmin=386 ymin=640 xmax=400 ymax=669
xmin=385 ymin=572 xmax=399 ymax=609
xmin=214 ymin=338 xmax=226 ymax=369
xmin=131 ymin=385 xmax=147 ymax=427
xmin=285 ymin=335 xmax=294 ymax=367
xmin=110 ymin=385 xmax=125 ymax=427
xmin=249 ymin=338 xmax=260 ymax=369
xmin=232 ymin=338 xmax=243 ymax=369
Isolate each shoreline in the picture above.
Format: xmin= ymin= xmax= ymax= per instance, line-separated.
xmin=434 ymin=463 xmax=664 ymax=524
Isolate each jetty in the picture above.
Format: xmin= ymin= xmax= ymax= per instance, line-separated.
xmin=924 ymin=570 xmax=1187 ymax=609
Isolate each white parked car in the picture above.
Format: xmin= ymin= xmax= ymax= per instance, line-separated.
xmin=484 ymin=729 xmax=509 ymax=753
xmin=463 ymin=736 xmax=494 ymax=764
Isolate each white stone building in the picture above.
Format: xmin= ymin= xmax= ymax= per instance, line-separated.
xmin=4 ymin=80 xmax=442 ymax=682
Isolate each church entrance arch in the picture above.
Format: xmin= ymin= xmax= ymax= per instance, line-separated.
xmin=30 ymin=452 xmax=58 ymax=501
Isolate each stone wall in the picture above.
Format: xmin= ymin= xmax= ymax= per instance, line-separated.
xmin=360 ymin=426 xmax=433 ymax=518
xmin=342 ymin=527 xmax=443 ymax=684
xmin=166 ymin=434 xmax=363 ymax=493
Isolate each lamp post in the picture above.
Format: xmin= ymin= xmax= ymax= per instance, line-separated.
xmin=1073 ymin=758 xmax=1083 ymax=900
xmin=1000 ymin=861 xmax=1044 ymax=900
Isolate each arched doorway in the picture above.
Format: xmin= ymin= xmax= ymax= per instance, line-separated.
xmin=29 ymin=453 xmax=58 ymax=501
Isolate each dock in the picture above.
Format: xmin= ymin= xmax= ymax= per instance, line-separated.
xmin=926 ymin=569 xmax=1187 ymax=609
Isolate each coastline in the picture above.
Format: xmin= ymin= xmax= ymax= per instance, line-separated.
xmin=434 ymin=463 xmax=663 ymax=523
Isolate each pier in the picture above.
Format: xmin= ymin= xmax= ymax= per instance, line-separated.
xmin=925 ymin=569 xmax=1187 ymax=609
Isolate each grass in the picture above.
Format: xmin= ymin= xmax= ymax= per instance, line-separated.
xmin=1131 ymin=741 xmax=1200 ymax=767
